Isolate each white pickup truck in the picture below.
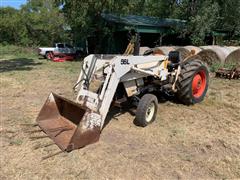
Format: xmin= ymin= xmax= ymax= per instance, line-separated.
xmin=38 ymin=43 xmax=83 ymax=59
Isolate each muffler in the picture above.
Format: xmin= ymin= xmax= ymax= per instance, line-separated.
xmin=36 ymin=93 xmax=101 ymax=152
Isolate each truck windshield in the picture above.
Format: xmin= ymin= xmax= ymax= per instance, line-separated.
xmin=57 ymin=44 xmax=64 ymax=48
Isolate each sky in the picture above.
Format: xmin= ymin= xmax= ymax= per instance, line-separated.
xmin=0 ymin=0 xmax=27 ymax=9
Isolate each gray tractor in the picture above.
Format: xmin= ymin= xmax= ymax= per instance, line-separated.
xmin=36 ymin=52 xmax=209 ymax=152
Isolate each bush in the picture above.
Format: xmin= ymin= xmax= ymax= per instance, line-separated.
xmin=0 ymin=44 xmax=37 ymax=57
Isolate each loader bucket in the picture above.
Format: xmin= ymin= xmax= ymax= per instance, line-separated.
xmin=36 ymin=93 xmax=101 ymax=152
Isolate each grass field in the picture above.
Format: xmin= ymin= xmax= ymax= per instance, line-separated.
xmin=1 ymin=47 xmax=240 ymax=179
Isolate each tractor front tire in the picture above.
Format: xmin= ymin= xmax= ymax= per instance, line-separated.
xmin=176 ymin=59 xmax=209 ymax=105
xmin=135 ymin=94 xmax=158 ymax=127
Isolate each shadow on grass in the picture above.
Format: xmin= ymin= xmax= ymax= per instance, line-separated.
xmin=103 ymin=92 xmax=182 ymax=129
xmin=0 ymin=58 xmax=42 ymax=73
xmin=103 ymin=105 xmax=132 ymax=130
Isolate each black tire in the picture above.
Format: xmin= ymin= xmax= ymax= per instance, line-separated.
xmin=176 ymin=59 xmax=209 ymax=105
xmin=46 ymin=52 xmax=53 ymax=60
xmin=135 ymin=94 xmax=158 ymax=127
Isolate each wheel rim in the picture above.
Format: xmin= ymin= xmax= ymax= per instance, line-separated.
xmin=47 ymin=52 xmax=53 ymax=59
xmin=145 ymin=102 xmax=155 ymax=122
xmin=192 ymin=70 xmax=207 ymax=98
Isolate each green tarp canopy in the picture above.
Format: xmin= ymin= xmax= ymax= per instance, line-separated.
xmin=101 ymin=13 xmax=186 ymax=33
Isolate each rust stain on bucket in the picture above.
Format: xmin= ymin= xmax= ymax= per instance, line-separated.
xmin=36 ymin=93 xmax=100 ymax=152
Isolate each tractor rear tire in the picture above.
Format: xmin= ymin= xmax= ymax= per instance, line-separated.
xmin=176 ymin=59 xmax=209 ymax=105
xmin=135 ymin=94 xmax=158 ymax=127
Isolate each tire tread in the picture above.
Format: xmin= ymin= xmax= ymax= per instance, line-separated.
xmin=136 ymin=94 xmax=158 ymax=127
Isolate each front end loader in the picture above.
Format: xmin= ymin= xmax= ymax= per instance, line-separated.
xmin=36 ymin=53 xmax=209 ymax=152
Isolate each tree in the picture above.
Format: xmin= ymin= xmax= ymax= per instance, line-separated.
xmin=0 ymin=7 xmax=27 ymax=45
xmin=217 ymin=0 xmax=240 ymax=37
xmin=189 ymin=1 xmax=220 ymax=45
xmin=143 ymin=0 xmax=177 ymax=17
xmin=172 ymin=0 xmax=240 ymax=45
xmin=20 ymin=0 xmax=69 ymax=46
xmin=1 ymin=0 xmax=239 ymax=46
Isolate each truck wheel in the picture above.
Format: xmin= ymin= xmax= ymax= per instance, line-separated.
xmin=176 ymin=59 xmax=209 ymax=105
xmin=135 ymin=94 xmax=158 ymax=127
xmin=46 ymin=52 xmax=53 ymax=60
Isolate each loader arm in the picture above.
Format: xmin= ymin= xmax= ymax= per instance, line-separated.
xmin=75 ymin=54 xmax=167 ymax=129
xmin=75 ymin=56 xmax=121 ymax=129
xmin=98 ymin=71 xmax=120 ymax=128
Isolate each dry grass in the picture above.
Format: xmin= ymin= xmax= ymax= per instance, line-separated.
xmin=1 ymin=53 xmax=240 ymax=179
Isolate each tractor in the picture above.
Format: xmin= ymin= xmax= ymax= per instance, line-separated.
xmin=36 ymin=50 xmax=209 ymax=152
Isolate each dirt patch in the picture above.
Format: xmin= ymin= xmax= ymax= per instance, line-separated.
xmin=1 ymin=56 xmax=240 ymax=179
